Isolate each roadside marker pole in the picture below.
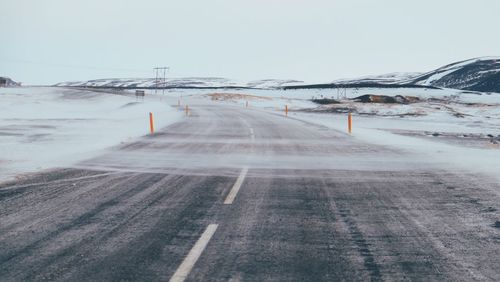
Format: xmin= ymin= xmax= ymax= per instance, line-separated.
xmin=178 ymin=98 xmax=180 ymax=107
xmin=245 ymin=101 xmax=248 ymax=108
xmin=348 ymin=112 xmax=352 ymax=134
xmin=285 ymin=105 xmax=288 ymax=117
xmin=185 ymin=105 xmax=189 ymax=116
xmin=149 ymin=112 xmax=155 ymax=134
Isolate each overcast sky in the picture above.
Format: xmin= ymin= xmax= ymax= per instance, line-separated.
xmin=1 ymin=0 xmax=500 ymax=85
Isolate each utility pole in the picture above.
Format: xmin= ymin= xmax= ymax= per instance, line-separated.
xmin=337 ymin=87 xmax=347 ymax=100
xmin=153 ymin=67 xmax=169 ymax=95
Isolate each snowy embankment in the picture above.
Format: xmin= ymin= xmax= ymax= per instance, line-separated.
xmin=0 ymin=87 xmax=182 ymax=181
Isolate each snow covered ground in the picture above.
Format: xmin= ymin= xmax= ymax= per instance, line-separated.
xmin=1 ymin=86 xmax=498 ymax=182
xmin=176 ymin=87 xmax=498 ymax=124
xmin=176 ymin=87 xmax=500 ymax=181
xmin=0 ymin=87 xmax=183 ymax=181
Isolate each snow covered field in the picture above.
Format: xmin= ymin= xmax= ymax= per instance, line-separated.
xmin=0 ymin=87 xmax=183 ymax=181
xmin=1 ymin=86 xmax=498 ymax=183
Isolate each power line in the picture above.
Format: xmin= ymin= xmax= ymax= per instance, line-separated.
xmin=0 ymin=58 xmax=151 ymax=73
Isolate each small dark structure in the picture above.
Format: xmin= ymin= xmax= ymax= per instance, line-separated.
xmin=135 ymin=90 xmax=145 ymax=101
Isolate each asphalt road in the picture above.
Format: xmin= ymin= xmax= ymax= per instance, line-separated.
xmin=1 ymin=100 xmax=499 ymax=281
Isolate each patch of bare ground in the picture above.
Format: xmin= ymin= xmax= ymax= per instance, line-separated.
xmin=205 ymin=93 xmax=272 ymax=101
xmin=352 ymin=94 xmax=421 ymax=104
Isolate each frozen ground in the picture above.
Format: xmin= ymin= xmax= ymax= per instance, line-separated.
xmin=1 ymin=86 xmax=498 ymax=182
xmin=172 ymin=87 xmax=500 ymax=181
xmin=0 ymin=87 xmax=182 ymax=181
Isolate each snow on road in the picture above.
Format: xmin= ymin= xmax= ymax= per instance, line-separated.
xmin=178 ymin=87 xmax=500 ymax=182
xmin=0 ymin=87 xmax=182 ymax=181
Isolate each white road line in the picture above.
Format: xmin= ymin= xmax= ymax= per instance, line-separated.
xmin=169 ymin=224 xmax=219 ymax=282
xmin=224 ymin=167 xmax=249 ymax=204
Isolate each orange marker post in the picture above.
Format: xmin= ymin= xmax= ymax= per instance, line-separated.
xmin=149 ymin=112 xmax=155 ymax=134
xmin=348 ymin=112 xmax=352 ymax=134
xmin=185 ymin=105 xmax=189 ymax=116
xmin=285 ymin=105 xmax=288 ymax=117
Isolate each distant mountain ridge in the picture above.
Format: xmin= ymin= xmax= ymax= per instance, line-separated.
xmin=55 ymin=77 xmax=305 ymax=89
xmin=55 ymin=57 xmax=500 ymax=93
xmin=332 ymin=72 xmax=421 ymax=85
xmin=411 ymin=57 xmax=500 ymax=92
xmin=329 ymin=57 xmax=500 ymax=93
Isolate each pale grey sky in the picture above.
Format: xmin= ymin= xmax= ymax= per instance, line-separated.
xmin=1 ymin=0 xmax=499 ymax=85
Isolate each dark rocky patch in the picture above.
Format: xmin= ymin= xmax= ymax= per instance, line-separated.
xmin=352 ymin=94 xmax=420 ymax=104
xmin=311 ymin=98 xmax=340 ymax=105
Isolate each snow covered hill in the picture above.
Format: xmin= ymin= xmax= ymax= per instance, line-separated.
xmin=410 ymin=57 xmax=500 ymax=92
xmin=332 ymin=72 xmax=422 ymax=85
xmin=55 ymin=77 xmax=305 ymax=89
xmin=54 ymin=57 xmax=500 ymax=93
xmin=331 ymin=57 xmax=500 ymax=93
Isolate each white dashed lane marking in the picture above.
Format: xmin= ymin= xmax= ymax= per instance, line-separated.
xmin=169 ymin=224 xmax=219 ymax=282
xmin=224 ymin=167 xmax=248 ymax=205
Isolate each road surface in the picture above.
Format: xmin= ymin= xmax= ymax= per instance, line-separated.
xmin=1 ymin=99 xmax=499 ymax=281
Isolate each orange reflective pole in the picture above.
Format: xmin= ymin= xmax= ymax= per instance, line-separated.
xmin=285 ymin=105 xmax=288 ymax=116
xmin=348 ymin=112 xmax=352 ymax=134
xmin=185 ymin=105 xmax=189 ymax=116
xmin=149 ymin=112 xmax=155 ymax=134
